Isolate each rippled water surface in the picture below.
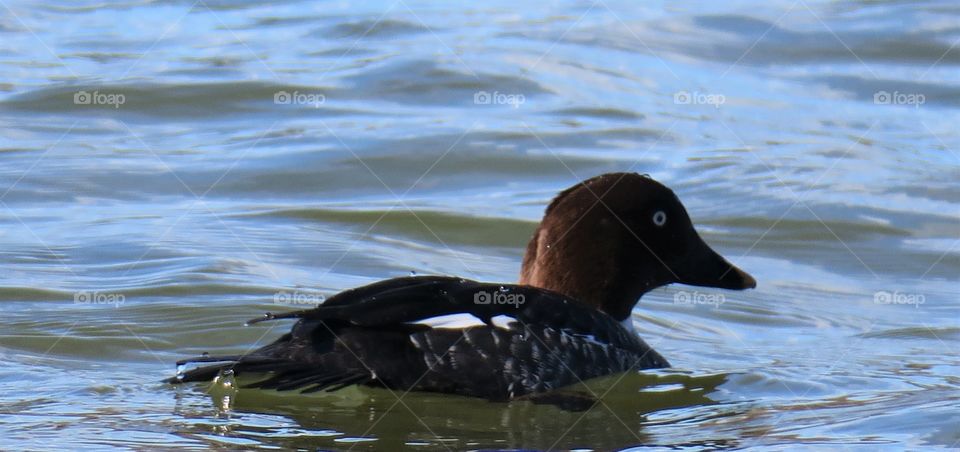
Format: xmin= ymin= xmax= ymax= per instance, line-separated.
xmin=1 ymin=0 xmax=958 ymax=450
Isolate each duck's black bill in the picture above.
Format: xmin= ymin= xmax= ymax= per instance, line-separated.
xmin=673 ymin=237 xmax=756 ymax=290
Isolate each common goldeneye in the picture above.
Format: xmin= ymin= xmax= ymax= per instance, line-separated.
xmin=168 ymin=173 xmax=755 ymax=404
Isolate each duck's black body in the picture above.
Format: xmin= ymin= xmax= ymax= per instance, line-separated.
xmin=169 ymin=173 xmax=756 ymax=405
xmin=171 ymin=276 xmax=668 ymax=400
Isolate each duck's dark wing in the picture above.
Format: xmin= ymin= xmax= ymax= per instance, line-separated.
xmin=168 ymin=276 xmax=669 ymax=400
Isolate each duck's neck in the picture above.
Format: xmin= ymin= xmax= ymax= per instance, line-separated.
xmin=519 ymin=226 xmax=651 ymax=322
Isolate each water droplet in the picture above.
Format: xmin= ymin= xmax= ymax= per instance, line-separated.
xmin=219 ymin=394 xmax=233 ymax=412
xmin=214 ymin=369 xmax=236 ymax=388
xmin=176 ymin=363 xmax=186 ymax=380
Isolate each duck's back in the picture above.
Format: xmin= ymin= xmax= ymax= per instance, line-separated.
xmin=170 ymin=276 xmax=669 ymax=401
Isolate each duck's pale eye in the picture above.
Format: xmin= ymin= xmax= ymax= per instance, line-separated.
xmin=652 ymin=210 xmax=667 ymax=227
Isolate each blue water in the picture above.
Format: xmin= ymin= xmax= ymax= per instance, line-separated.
xmin=0 ymin=0 xmax=958 ymax=450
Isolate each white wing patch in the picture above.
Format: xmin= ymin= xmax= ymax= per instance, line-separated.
xmin=489 ymin=314 xmax=518 ymax=329
xmin=411 ymin=313 xmax=485 ymax=329
xmin=409 ymin=313 xmax=519 ymax=330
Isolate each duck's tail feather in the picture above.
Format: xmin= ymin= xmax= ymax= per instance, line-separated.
xmin=164 ymin=353 xmax=288 ymax=384
xmin=164 ymin=352 xmax=374 ymax=394
xmin=243 ymin=369 xmax=372 ymax=393
xmin=166 ymin=362 xmax=229 ymax=383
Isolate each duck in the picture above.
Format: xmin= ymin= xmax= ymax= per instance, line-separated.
xmin=168 ymin=172 xmax=755 ymax=406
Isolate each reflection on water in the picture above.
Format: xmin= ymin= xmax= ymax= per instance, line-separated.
xmin=0 ymin=0 xmax=957 ymax=450
xmin=177 ymin=371 xmax=728 ymax=450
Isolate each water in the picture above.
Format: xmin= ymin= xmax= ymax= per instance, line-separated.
xmin=0 ymin=0 xmax=958 ymax=450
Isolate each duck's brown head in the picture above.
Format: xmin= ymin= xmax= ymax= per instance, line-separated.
xmin=519 ymin=172 xmax=755 ymax=321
